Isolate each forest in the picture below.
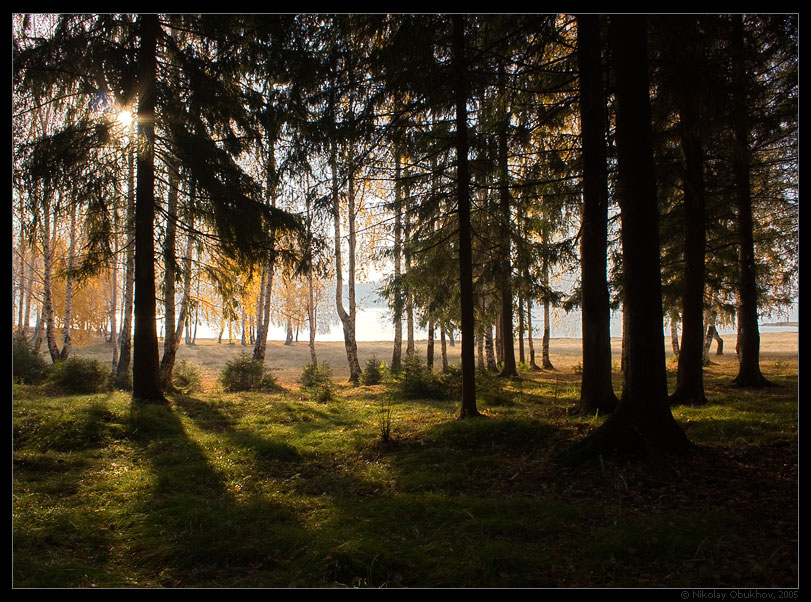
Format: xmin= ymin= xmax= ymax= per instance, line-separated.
xmin=12 ymin=14 xmax=798 ymax=589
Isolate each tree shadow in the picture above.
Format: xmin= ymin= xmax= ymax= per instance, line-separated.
xmin=123 ymin=400 xmax=306 ymax=585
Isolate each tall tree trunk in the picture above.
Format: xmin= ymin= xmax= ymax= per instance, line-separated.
xmin=518 ymin=295 xmax=525 ymax=366
xmin=41 ymin=196 xmax=60 ymax=363
xmin=453 ymin=14 xmax=479 ymax=418
xmin=332 ymin=143 xmax=362 ymax=384
xmin=730 ymin=15 xmax=772 ymax=388
xmin=159 ymin=171 xmax=192 ymax=390
xmin=527 ymin=298 xmax=540 ymax=370
xmin=405 ymin=199 xmax=415 ymax=357
xmin=573 ymin=14 xmax=618 ymax=415
xmin=391 ymin=148 xmax=404 ymax=372
xmin=131 ymin=14 xmax=166 ymax=403
xmin=485 ymin=323 xmax=497 ymax=371
xmin=59 ymin=202 xmax=78 ymax=360
xmin=440 ymin=325 xmax=449 ymax=373
xmin=110 ymin=235 xmax=119 ymax=371
xmin=669 ymin=16 xmax=708 ymax=406
xmin=427 ymin=318 xmax=435 ymax=371
xmin=541 ymin=251 xmax=554 ymax=370
xmin=307 ymin=195 xmax=318 ymax=365
xmin=559 ymin=15 xmax=690 ymax=466
xmin=670 ymin=309 xmax=681 ymax=356
xmin=253 ymin=146 xmax=277 ymax=363
xmin=497 ymin=62 xmax=518 ymax=378
xmin=116 ymin=142 xmax=136 ymax=381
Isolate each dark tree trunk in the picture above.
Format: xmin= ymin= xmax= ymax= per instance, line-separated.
xmin=573 ymin=14 xmax=618 ymax=415
xmin=518 ymin=295 xmax=525 ymax=366
xmin=453 ymin=15 xmax=479 ymax=418
xmin=730 ymin=15 xmax=772 ymax=388
xmin=541 ymin=251 xmax=554 ymax=370
xmin=558 ymin=16 xmax=690 ymax=466
xmin=527 ymin=298 xmax=540 ymax=370
xmin=391 ymin=148 xmax=403 ymax=372
xmin=132 ymin=14 xmax=167 ymax=404
xmin=497 ymin=63 xmax=518 ymax=378
xmin=669 ymin=16 xmax=708 ymax=406
xmin=427 ymin=318 xmax=435 ymax=371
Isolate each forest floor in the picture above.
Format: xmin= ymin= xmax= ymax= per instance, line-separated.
xmin=12 ymin=332 xmax=798 ymax=588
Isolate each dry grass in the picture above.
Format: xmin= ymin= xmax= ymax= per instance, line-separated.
xmin=72 ymin=331 xmax=798 ymax=389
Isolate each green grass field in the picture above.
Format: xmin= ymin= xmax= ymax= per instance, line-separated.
xmin=12 ymin=334 xmax=798 ymax=588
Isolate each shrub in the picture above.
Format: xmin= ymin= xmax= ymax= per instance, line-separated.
xmin=219 ymin=352 xmax=277 ymax=392
xmin=49 ymin=356 xmax=111 ymax=394
xmin=12 ymin=333 xmax=50 ymax=385
xmin=172 ymin=360 xmax=203 ymax=394
xmin=299 ymin=362 xmax=336 ymax=403
xmin=391 ymin=354 xmax=447 ymax=400
xmin=360 ymin=356 xmax=386 ymax=386
xmin=299 ymin=361 xmax=333 ymax=389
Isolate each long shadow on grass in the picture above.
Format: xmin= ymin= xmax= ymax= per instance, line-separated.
xmin=124 ymin=400 xmax=307 ymax=586
xmin=304 ymin=416 xmax=574 ymax=587
xmin=13 ymin=397 xmax=123 ymax=587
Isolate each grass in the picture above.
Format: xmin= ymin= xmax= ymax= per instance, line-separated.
xmin=12 ymin=334 xmax=798 ymax=588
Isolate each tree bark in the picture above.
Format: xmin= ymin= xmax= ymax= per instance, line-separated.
xmin=730 ymin=15 xmax=772 ymax=388
xmin=497 ymin=62 xmax=518 ymax=378
xmin=669 ymin=309 xmax=681 ymax=356
xmin=527 ymin=298 xmax=540 ymax=370
xmin=558 ymin=15 xmax=690 ymax=466
xmin=391 ymin=148 xmax=404 ymax=372
xmin=541 ymin=250 xmax=554 ymax=370
xmin=132 ymin=14 xmax=166 ymax=403
xmin=41 ymin=195 xmax=60 ymax=363
xmin=453 ymin=14 xmax=479 ymax=418
xmin=116 ymin=142 xmax=136 ymax=381
xmin=440 ymin=325 xmax=449 ymax=373
xmin=669 ymin=16 xmax=708 ymax=406
xmin=252 ymin=146 xmax=277 ymax=363
xmin=59 ymin=202 xmax=78 ymax=360
xmin=333 ymin=146 xmax=362 ymax=384
xmin=159 ymin=172 xmax=192 ymax=391
xmin=573 ymin=14 xmax=618 ymax=415
xmin=427 ymin=318 xmax=435 ymax=371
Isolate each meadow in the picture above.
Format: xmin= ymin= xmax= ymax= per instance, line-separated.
xmin=12 ymin=332 xmax=798 ymax=588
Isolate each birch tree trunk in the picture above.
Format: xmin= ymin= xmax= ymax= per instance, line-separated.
xmin=59 ymin=202 xmax=78 ymax=360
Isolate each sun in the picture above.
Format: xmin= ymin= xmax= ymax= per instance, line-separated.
xmin=116 ymin=110 xmax=133 ymax=127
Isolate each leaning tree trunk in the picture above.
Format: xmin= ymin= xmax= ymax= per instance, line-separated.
xmin=558 ymin=15 xmax=690 ymax=466
xmin=453 ymin=14 xmax=479 ymax=418
xmin=730 ymin=15 xmax=772 ymax=388
xmin=131 ymin=14 xmax=166 ymax=403
xmin=573 ymin=14 xmax=618 ymax=415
